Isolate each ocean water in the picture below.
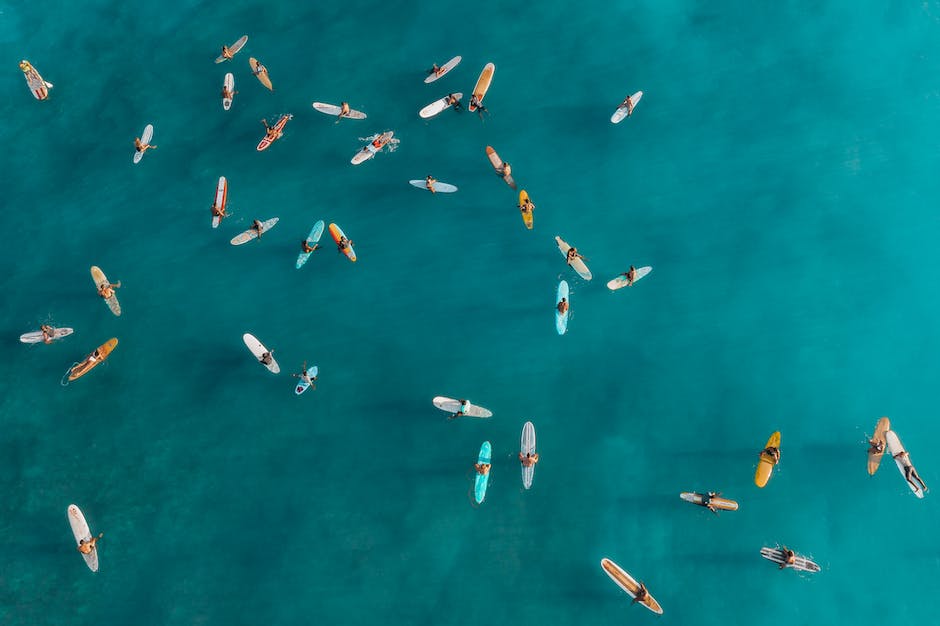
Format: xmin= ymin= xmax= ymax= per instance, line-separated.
xmin=3 ymin=0 xmax=940 ymax=623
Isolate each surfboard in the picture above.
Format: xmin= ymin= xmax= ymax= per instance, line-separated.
xmin=351 ymin=131 xmax=397 ymax=165
xmin=20 ymin=327 xmax=74 ymax=344
xmin=230 ymin=217 xmax=279 ymax=245
xmin=68 ymin=505 xmax=99 ymax=572
xmin=432 ymin=396 xmax=493 ymax=418
xmin=518 ymin=190 xmax=534 ymax=230
xmin=474 ymin=441 xmax=492 ymax=504
xmin=294 ymin=365 xmax=318 ymax=395
xmin=312 ymin=102 xmax=367 ymax=120
xmin=249 ymin=57 xmax=273 ymax=90
xmin=607 ymin=267 xmax=653 ymax=290
xmin=419 ymin=93 xmax=463 ymax=119
xmin=468 ymin=62 xmax=495 ymax=112
xmin=257 ymin=114 xmax=291 ymax=151
xmin=760 ymin=547 xmax=821 ymax=573
xmin=555 ymin=237 xmax=592 ymax=280
xmin=754 ymin=431 xmax=781 ymax=488
xmin=243 ymin=333 xmax=280 ymax=374
xmin=679 ymin=492 xmax=739 ymax=511
xmin=409 ymin=180 xmax=458 ymax=193
xmin=599 ymin=558 xmax=664 ymax=614
xmin=296 ymin=220 xmax=325 ymax=268
xmin=867 ymin=416 xmax=891 ymax=476
xmin=211 ymin=176 xmax=228 ymax=228
xmin=424 ymin=55 xmax=461 ymax=83
xmin=485 ymin=146 xmax=517 ymax=189
xmin=215 ymin=35 xmax=248 ymax=63
xmin=520 ymin=421 xmax=536 ymax=489
xmin=90 ymin=266 xmax=121 ymax=316
xmin=67 ymin=338 xmax=118 ymax=382
xmin=611 ymin=91 xmax=643 ymax=124
xmin=19 ymin=60 xmax=51 ymax=100
xmin=328 ymin=223 xmax=357 ymax=262
xmin=885 ymin=429 xmax=926 ymax=498
xmin=133 ymin=124 xmax=153 ymax=164
xmin=222 ymin=73 xmax=235 ymax=110
xmin=556 ymin=280 xmax=570 ymax=335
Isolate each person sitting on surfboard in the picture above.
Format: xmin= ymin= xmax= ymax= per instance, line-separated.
xmin=446 ymin=94 xmax=462 ymax=111
xmin=474 ymin=462 xmax=491 ymax=475
xmin=301 ymin=239 xmax=318 ymax=254
xmin=425 ymin=175 xmax=437 ymax=193
xmin=261 ymin=119 xmax=282 ymax=142
xmin=260 ymin=351 xmax=274 ymax=366
xmin=220 ymin=45 xmax=234 ymax=60
xmin=221 ymin=84 xmax=237 ymax=100
xmin=762 ymin=445 xmax=780 ymax=464
xmin=212 ymin=203 xmax=227 ymax=219
xmin=520 ymin=198 xmax=535 ymax=214
xmin=620 ymin=95 xmax=635 ymax=117
xmin=499 ymin=162 xmax=511 ymax=178
xmin=631 ymin=582 xmax=649 ymax=605
xmin=519 ymin=452 xmax=539 ymax=467
xmin=700 ymin=491 xmax=720 ymax=513
xmin=779 ymin=547 xmax=796 ymax=569
xmin=134 ymin=137 xmax=156 ymax=155
xmin=338 ymin=102 xmax=351 ymax=120
xmin=449 ymin=399 xmax=471 ymax=419
xmin=78 ymin=532 xmax=103 ymax=555
xmin=566 ymin=247 xmax=583 ymax=264
xmin=428 ymin=63 xmax=444 ymax=77
xmin=98 ymin=280 xmax=121 ymax=300
xmin=557 ymin=298 xmax=569 ymax=315
xmin=292 ymin=364 xmax=317 ymax=386
xmin=251 ymin=219 xmax=265 ymax=239
xmin=868 ymin=437 xmax=885 ymax=455
xmin=621 ymin=265 xmax=638 ymax=286
xmin=895 ymin=451 xmax=928 ymax=491
xmin=40 ymin=324 xmax=55 ymax=344
xmin=337 ymin=236 xmax=353 ymax=254
xmin=252 ymin=61 xmax=266 ymax=75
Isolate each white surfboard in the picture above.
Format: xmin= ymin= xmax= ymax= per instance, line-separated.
xmin=432 ymin=396 xmax=492 ymax=418
xmin=409 ymin=180 xmax=458 ymax=193
xmin=215 ymin=35 xmax=248 ymax=63
xmin=133 ymin=124 xmax=154 ymax=164
xmin=211 ymin=176 xmax=228 ymax=229
xmin=424 ymin=55 xmax=461 ymax=83
xmin=243 ymin=333 xmax=280 ymax=373
xmin=521 ymin=421 xmax=536 ymax=489
xmin=606 ymin=266 xmax=652 ymax=290
xmin=230 ymin=217 xmax=279 ymax=245
xmin=419 ymin=93 xmax=462 ymax=119
xmin=611 ymin=91 xmax=643 ymax=124
xmin=20 ymin=327 xmax=74 ymax=344
xmin=222 ymin=73 xmax=234 ymax=110
xmin=312 ymin=102 xmax=367 ymax=120
xmin=885 ymin=430 xmax=926 ymax=498
xmin=67 ymin=504 xmax=99 ymax=572
xmin=351 ymin=132 xmax=397 ymax=165
xmin=555 ymin=236 xmax=592 ymax=280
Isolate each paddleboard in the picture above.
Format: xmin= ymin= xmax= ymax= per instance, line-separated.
xmin=256 ymin=114 xmax=291 ymax=151
xmin=90 ymin=266 xmax=121 ymax=316
xmin=518 ymin=190 xmax=534 ymax=230
xmin=520 ymin=421 xmax=536 ymax=489
xmin=599 ymin=558 xmax=664 ymax=614
xmin=20 ymin=327 xmax=74 ymax=344
xmin=432 ymin=396 xmax=493 ymax=418
xmin=760 ymin=547 xmax=821 ymax=573
xmin=312 ymin=102 xmax=367 ymax=119
xmin=296 ymin=220 xmax=325 ymax=269
xmin=215 ymin=35 xmax=248 ymax=63
xmin=243 ymin=333 xmax=280 ymax=374
xmin=679 ymin=492 xmax=739 ymax=511
xmin=222 ymin=73 xmax=235 ymax=110
xmin=555 ymin=236 xmax=592 ymax=280
xmin=555 ymin=280 xmax=570 ymax=335
xmin=249 ymin=57 xmax=273 ymax=90
xmin=424 ymin=55 xmax=461 ymax=83
xmin=295 ymin=365 xmax=318 ymax=395
xmin=468 ymin=62 xmax=495 ymax=112
xmin=754 ymin=431 xmax=781 ymax=488
xmin=867 ymin=416 xmax=891 ymax=476
xmin=611 ymin=91 xmax=643 ymax=124
xmin=474 ymin=441 xmax=492 ymax=504
xmin=485 ymin=146 xmax=517 ymax=189
xmin=19 ymin=60 xmax=51 ymax=100
xmin=409 ymin=179 xmax=458 ymax=193
xmin=328 ymin=222 xmax=357 ymax=262
xmin=67 ymin=338 xmax=118 ymax=382
xmin=133 ymin=124 xmax=153 ymax=164
xmin=230 ymin=217 xmax=279 ymax=245
xmin=886 ymin=429 xmax=926 ymax=498
xmin=351 ymin=131 xmax=397 ymax=165
xmin=211 ymin=176 xmax=228 ymax=228
xmin=68 ymin=505 xmax=99 ymax=572
xmin=419 ymin=93 xmax=462 ymax=119
xmin=606 ymin=266 xmax=653 ymax=290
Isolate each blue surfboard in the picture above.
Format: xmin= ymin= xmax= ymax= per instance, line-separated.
xmin=474 ymin=441 xmax=492 ymax=504
xmin=294 ymin=365 xmax=318 ymax=395
xmin=296 ymin=220 xmax=325 ymax=269
xmin=555 ymin=280 xmax=569 ymax=335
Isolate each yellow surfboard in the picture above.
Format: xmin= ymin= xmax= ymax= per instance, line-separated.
xmin=754 ymin=431 xmax=780 ymax=488
xmin=518 ymin=190 xmax=534 ymax=230
xmin=867 ymin=417 xmax=890 ymax=476
xmin=249 ymin=57 xmax=273 ymax=91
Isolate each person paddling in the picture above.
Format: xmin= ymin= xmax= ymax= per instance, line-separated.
xmin=97 ymin=280 xmax=121 ymax=300
xmin=895 ymin=451 xmax=928 ymax=491
xmin=519 ymin=452 xmax=539 ymax=467
xmin=78 ymin=533 xmax=103 ymax=555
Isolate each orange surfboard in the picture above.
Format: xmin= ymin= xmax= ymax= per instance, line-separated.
xmin=68 ymin=338 xmax=118 ymax=382
xmin=468 ymin=63 xmax=495 ymax=112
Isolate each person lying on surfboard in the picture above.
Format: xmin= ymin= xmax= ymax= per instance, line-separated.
xmin=519 ymin=452 xmax=539 ymax=467
xmin=779 ymin=547 xmax=796 ymax=569
xmin=474 ymin=462 xmax=491 ymax=475
xmin=895 ymin=452 xmax=928 ymax=491
xmin=449 ymin=399 xmax=471 ymax=419
xmin=97 ymin=280 xmax=121 ymax=300
xmin=631 ymin=583 xmax=650 ymax=605
xmin=134 ymin=137 xmax=156 ymax=155
xmin=301 ymin=239 xmax=319 ymax=254
xmin=78 ymin=532 xmax=104 ymax=555
xmin=762 ymin=444 xmax=781 ymax=464
xmin=620 ymin=95 xmax=635 ymax=117
xmin=425 ymin=175 xmax=437 ymax=193
xmin=446 ymin=94 xmax=462 ymax=111
xmin=40 ymin=324 xmax=55 ymax=344
xmin=557 ymin=298 xmax=569 ymax=315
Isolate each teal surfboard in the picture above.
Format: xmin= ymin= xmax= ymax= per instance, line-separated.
xmin=296 ymin=220 xmax=325 ymax=269
xmin=474 ymin=441 xmax=492 ymax=504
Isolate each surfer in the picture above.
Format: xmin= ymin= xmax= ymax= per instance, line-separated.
xmin=867 ymin=437 xmax=885 ymax=455
xmin=261 ymin=119 xmax=282 ymax=142
xmin=779 ymin=547 xmax=796 ymax=569
xmin=252 ymin=61 xmax=266 ymax=75
xmin=761 ymin=444 xmax=781 ymax=464
xmin=134 ymin=136 xmax=156 ymax=155
xmin=894 ymin=451 xmax=928 ymax=491
xmin=623 ymin=265 xmax=638 ymax=286
xmin=97 ymin=280 xmax=121 ymax=300
xmin=620 ymin=94 xmax=635 ymax=117
xmin=77 ymin=532 xmax=103 ymax=555
xmin=251 ymin=219 xmax=265 ymax=239
xmin=221 ymin=84 xmax=237 ymax=100
xmin=519 ymin=452 xmax=539 ymax=467
xmin=337 ymin=102 xmax=351 ymax=120
xmin=557 ymin=297 xmax=569 ymax=315
xmin=428 ymin=63 xmax=444 ymax=77
xmin=520 ymin=197 xmax=535 ymax=214
xmin=40 ymin=324 xmax=55 ymax=344
xmin=446 ymin=93 xmax=462 ymax=111
xmin=426 ymin=175 xmax=437 ymax=193
xmin=474 ymin=461 xmax=491 ymax=475
xmin=259 ymin=351 xmax=274 ymax=366
xmin=700 ymin=491 xmax=720 ymax=514
xmin=566 ymin=247 xmax=583 ymax=264
xmin=449 ymin=399 xmax=471 ymax=419
xmin=220 ymin=45 xmax=234 ymax=60
xmin=301 ymin=239 xmax=319 ymax=254
xmin=337 ymin=236 xmax=354 ymax=255
xmin=631 ymin=582 xmax=650 ymax=606
xmin=212 ymin=203 xmax=227 ymax=219
xmin=292 ymin=364 xmax=317 ymax=386
xmin=499 ymin=162 xmax=512 ymax=179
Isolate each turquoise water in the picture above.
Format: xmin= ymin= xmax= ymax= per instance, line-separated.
xmin=3 ymin=0 xmax=940 ymax=623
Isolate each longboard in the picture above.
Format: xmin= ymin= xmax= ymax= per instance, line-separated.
xmin=867 ymin=417 xmax=891 ymax=476
xmin=611 ymin=91 xmax=643 ymax=124
xmin=256 ymin=114 xmax=291 ymax=151
xmin=90 ymin=266 xmax=121 ymax=316
xmin=760 ymin=547 xmax=821 ymax=573
xmin=230 ymin=217 xmax=279 ymax=245
xmin=555 ymin=236 xmax=592 ymax=280
xmin=222 ymin=73 xmax=235 ymax=110
xmin=67 ymin=338 xmax=118 ymax=382
xmin=424 ymin=55 xmax=461 ymax=83
xmin=215 ymin=35 xmax=248 ymax=63
xmin=474 ymin=441 xmax=492 ymax=504
xmin=20 ymin=327 xmax=73 ymax=344
xmin=328 ymin=223 xmax=357 ymax=262
xmin=679 ymin=492 xmax=739 ymax=511
xmin=885 ymin=429 xmax=926 ymax=498
xmin=754 ymin=431 xmax=781 ymax=488
xmin=296 ymin=220 xmax=325 ymax=268
xmin=468 ymin=62 xmax=495 ymax=112
xmin=409 ymin=179 xmax=458 ymax=193
xmin=433 ymin=396 xmax=493 ymax=418
xmin=312 ymin=102 xmax=367 ymax=120
xmin=67 ymin=504 xmax=99 ymax=572
xmin=211 ymin=176 xmax=228 ymax=228
xmin=607 ymin=267 xmax=653 ymax=290
xmin=133 ymin=124 xmax=153 ymax=164
xmin=518 ymin=190 xmax=534 ymax=230
xmin=419 ymin=93 xmax=462 ymax=119
xmin=249 ymin=57 xmax=273 ymax=90
xmin=521 ymin=421 xmax=536 ymax=489
xmin=351 ymin=131 xmax=396 ymax=165
xmin=599 ymin=558 xmax=664 ymax=614
xmin=243 ymin=333 xmax=280 ymax=374
xmin=556 ymin=280 xmax=569 ymax=335
xmin=485 ymin=146 xmax=516 ymax=189
xmin=19 ymin=60 xmax=52 ymax=100
xmin=295 ymin=365 xmax=318 ymax=395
